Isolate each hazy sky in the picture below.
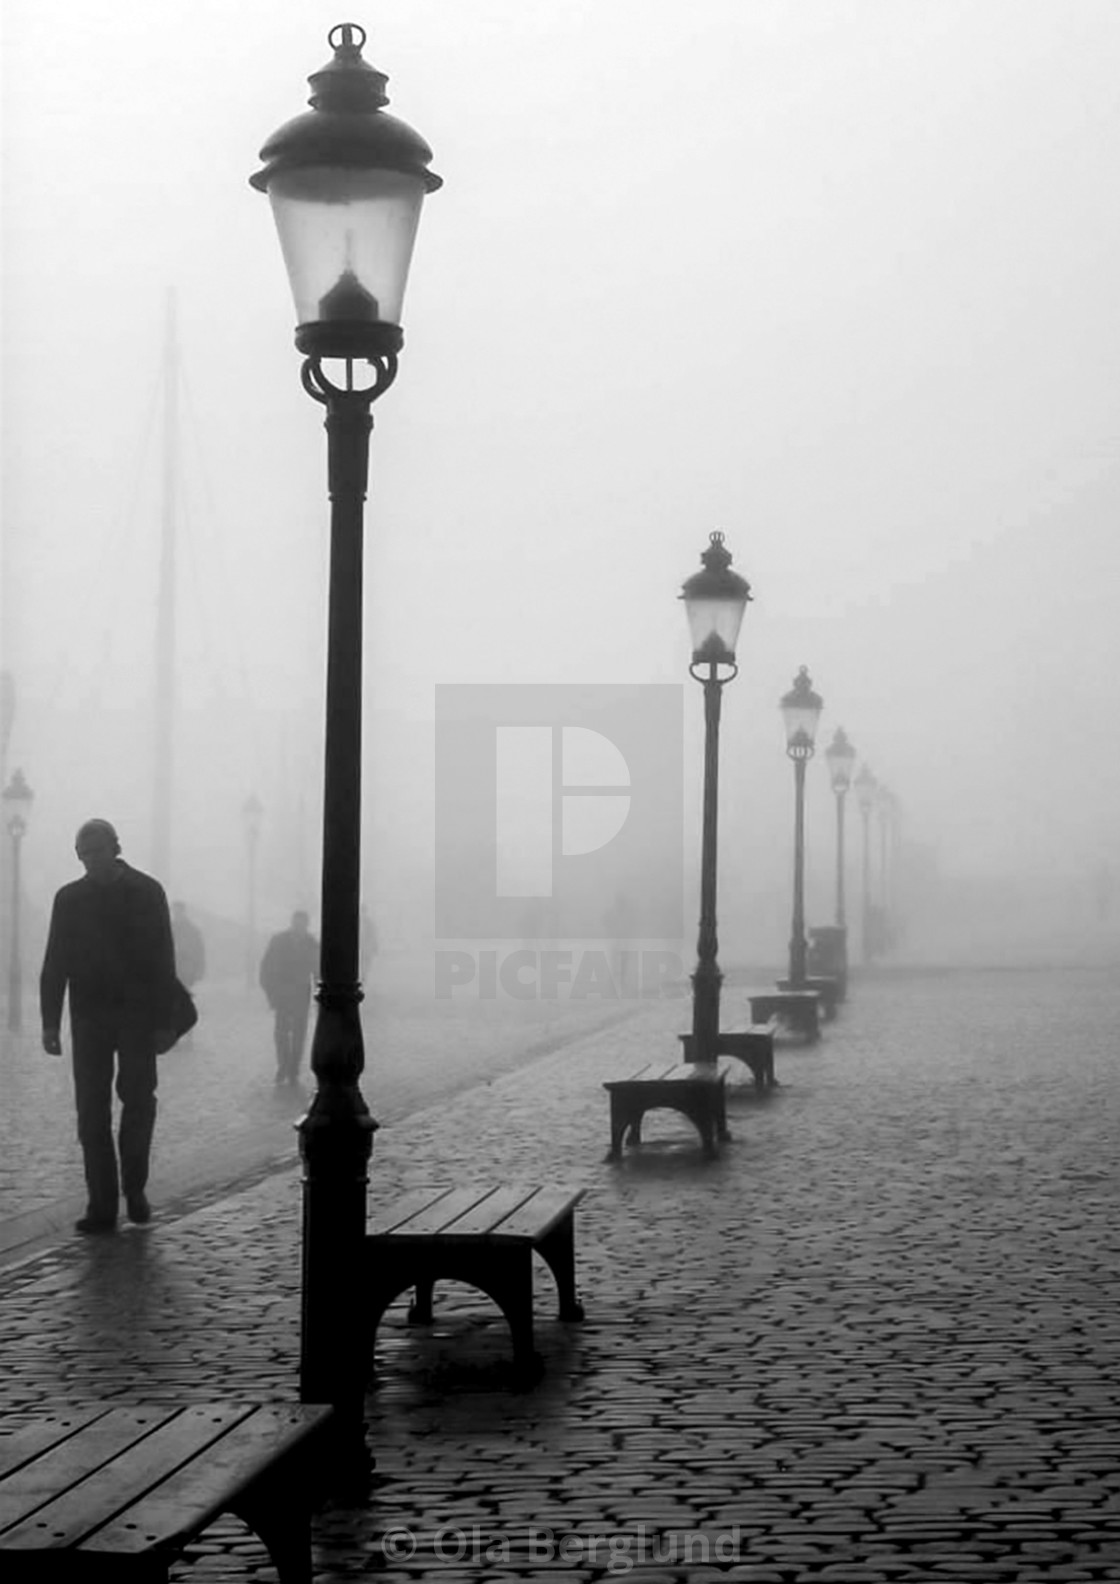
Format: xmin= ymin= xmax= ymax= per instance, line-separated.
xmin=3 ymin=1 xmax=1119 ymax=945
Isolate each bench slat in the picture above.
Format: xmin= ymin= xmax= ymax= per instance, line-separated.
xmin=607 ymin=1059 xmax=734 ymax=1091
xmin=386 ymin=1186 xmax=505 ymax=1237
xmin=368 ymin=1186 xmax=457 ymax=1236
xmin=604 ymin=1063 xmax=653 ymax=1084
xmin=81 ymin=1406 xmax=333 ymax=1556
xmin=436 ymin=1185 xmax=543 ymax=1237
xmin=0 ymin=1405 xmax=253 ymax=1551
xmin=672 ymin=1061 xmax=731 ymax=1083
xmin=0 ymin=1407 xmax=171 ymax=1537
xmin=487 ymin=1186 xmax=584 ymax=1243
xmin=0 ymin=1410 xmax=112 ymax=1483
xmin=604 ymin=1062 xmax=676 ymax=1087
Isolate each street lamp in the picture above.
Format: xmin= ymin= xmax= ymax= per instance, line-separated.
xmin=252 ymin=24 xmax=441 ymax=1440
xmin=876 ymin=783 xmax=895 ymax=953
xmin=679 ymin=532 xmax=752 ymax=1065
xmin=824 ymin=728 xmax=855 ymax=929
xmin=3 ymin=769 xmax=33 ymax=1034
xmin=242 ymin=794 xmax=263 ymax=992
xmin=779 ymin=668 xmax=823 ymax=988
xmin=854 ymin=762 xmax=878 ymax=965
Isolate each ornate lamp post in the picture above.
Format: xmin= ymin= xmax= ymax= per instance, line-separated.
xmin=824 ymin=728 xmax=856 ymax=930
xmin=3 ymin=769 xmax=33 ymax=1034
xmin=876 ymin=783 xmax=895 ymax=953
xmin=679 ymin=533 xmax=751 ymax=1065
xmin=242 ymin=794 xmax=263 ymax=991
xmin=252 ymin=24 xmax=441 ymax=1439
xmin=854 ymin=763 xmax=878 ymax=964
xmin=779 ymin=668 xmax=823 ymax=989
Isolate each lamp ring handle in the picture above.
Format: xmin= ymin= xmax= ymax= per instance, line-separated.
xmin=689 ymin=660 xmax=738 ymax=686
xmin=301 ymin=353 xmax=399 ymax=406
xmin=329 ymin=22 xmax=367 ymax=52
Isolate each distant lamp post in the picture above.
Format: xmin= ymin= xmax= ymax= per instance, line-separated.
xmin=824 ymin=728 xmax=856 ymax=929
xmin=876 ymin=784 xmax=895 ymax=953
xmin=854 ymin=763 xmax=878 ymax=964
xmin=3 ymin=769 xmax=33 ymax=1034
xmin=242 ymin=794 xmax=263 ymax=991
xmin=779 ymin=668 xmax=823 ymax=988
xmin=680 ymin=532 xmax=751 ymax=1065
xmin=252 ymin=24 xmax=441 ymax=1442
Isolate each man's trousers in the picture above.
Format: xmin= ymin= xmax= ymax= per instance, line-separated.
xmin=273 ymin=999 xmax=311 ymax=1083
xmin=71 ymin=1013 xmax=158 ymax=1222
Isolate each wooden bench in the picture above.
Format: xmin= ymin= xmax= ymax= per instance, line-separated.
xmin=604 ymin=1058 xmax=733 ymax=1161
xmin=747 ymin=988 xmax=821 ymax=1042
xmin=0 ymin=1402 xmax=334 ymax=1583
xmin=365 ymin=1184 xmax=585 ymax=1385
xmin=678 ymin=1020 xmax=779 ymax=1089
xmin=807 ymin=926 xmax=848 ymax=1002
xmin=777 ymin=974 xmax=841 ymax=1019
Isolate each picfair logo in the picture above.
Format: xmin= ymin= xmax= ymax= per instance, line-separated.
xmin=435 ymin=685 xmax=683 ymax=940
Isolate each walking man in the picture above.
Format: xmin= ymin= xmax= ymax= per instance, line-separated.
xmin=171 ymin=900 xmax=206 ymax=989
xmin=40 ymin=819 xmax=176 ymax=1235
xmin=259 ymin=909 xmax=319 ymax=1085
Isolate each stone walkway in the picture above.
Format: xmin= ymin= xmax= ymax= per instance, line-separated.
xmin=1 ymin=966 xmax=1119 ymax=1581
xmin=0 ymin=972 xmax=636 ymax=1262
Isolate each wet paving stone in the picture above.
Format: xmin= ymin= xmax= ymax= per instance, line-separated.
xmin=4 ymin=969 xmax=1120 ymax=1580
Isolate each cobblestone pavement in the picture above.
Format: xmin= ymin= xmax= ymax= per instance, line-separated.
xmin=0 ymin=964 xmax=640 ymax=1262
xmin=1 ymin=965 xmax=1119 ymax=1582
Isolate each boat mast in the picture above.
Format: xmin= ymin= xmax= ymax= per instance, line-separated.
xmin=152 ymin=289 xmax=178 ymax=885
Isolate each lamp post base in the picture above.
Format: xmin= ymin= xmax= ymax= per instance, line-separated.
xmin=298 ymin=997 xmax=377 ymax=1481
xmin=690 ymin=960 xmax=723 ymax=1067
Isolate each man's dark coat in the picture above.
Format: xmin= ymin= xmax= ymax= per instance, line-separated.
xmin=40 ymin=861 xmax=177 ymax=1032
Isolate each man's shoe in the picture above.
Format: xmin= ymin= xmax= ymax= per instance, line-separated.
xmin=125 ymin=1192 xmax=152 ymax=1225
xmin=75 ymin=1214 xmax=117 ymax=1235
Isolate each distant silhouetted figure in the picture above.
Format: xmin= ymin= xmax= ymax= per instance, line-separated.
xmin=171 ymin=901 xmax=206 ymax=989
xmin=40 ymin=819 xmax=176 ymax=1235
xmin=259 ymin=910 xmax=319 ymax=1086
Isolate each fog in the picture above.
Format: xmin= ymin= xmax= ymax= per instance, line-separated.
xmin=4 ymin=0 xmax=1120 ymax=978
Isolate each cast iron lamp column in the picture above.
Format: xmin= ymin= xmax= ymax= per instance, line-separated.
xmin=679 ymin=533 xmax=752 ymax=1064
xmin=824 ymin=728 xmax=855 ymax=930
xmin=252 ymin=24 xmax=441 ymax=1439
xmin=876 ymin=784 xmax=895 ymax=953
xmin=242 ymin=794 xmax=263 ymax=991
xmin=3 ymin=770 xmax=33 ymax=1034
xmin=854 ymin=763 xmax=877 ymax=965
xmin=779 ymin=669 xmax=823 ymax=989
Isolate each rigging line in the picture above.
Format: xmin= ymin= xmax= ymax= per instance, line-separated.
xmin=176 ymin=485 xmax=244 ymax=721
xmin=177 ymin=355 xmax=268 ymax=775
xmin=42 ymin=356 xmax=164 ymax=719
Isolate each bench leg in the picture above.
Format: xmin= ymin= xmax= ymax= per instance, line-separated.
xmin=232 ymin=1492 xmax=313 ymax=1584
xmin=370 ymin=1245 xmax=545 ymax=1385
xmin=477 ymin=1244 xmax=540 ymax=1384
xmin=608 ymin=1095 xmax=643 ymax=1159
xmin=536 ymin=1211 xmax=585 ymax=1322
xmin=681 ymin=1096 xmax=719 ymax=1158
xmin=408 ymin=1276 xmax=435 ymax=1325
xmin=367 ymin=1248 xmax=436 ymax=1375
xmin=607 ymin=1094 xmax=624 ymax=1159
